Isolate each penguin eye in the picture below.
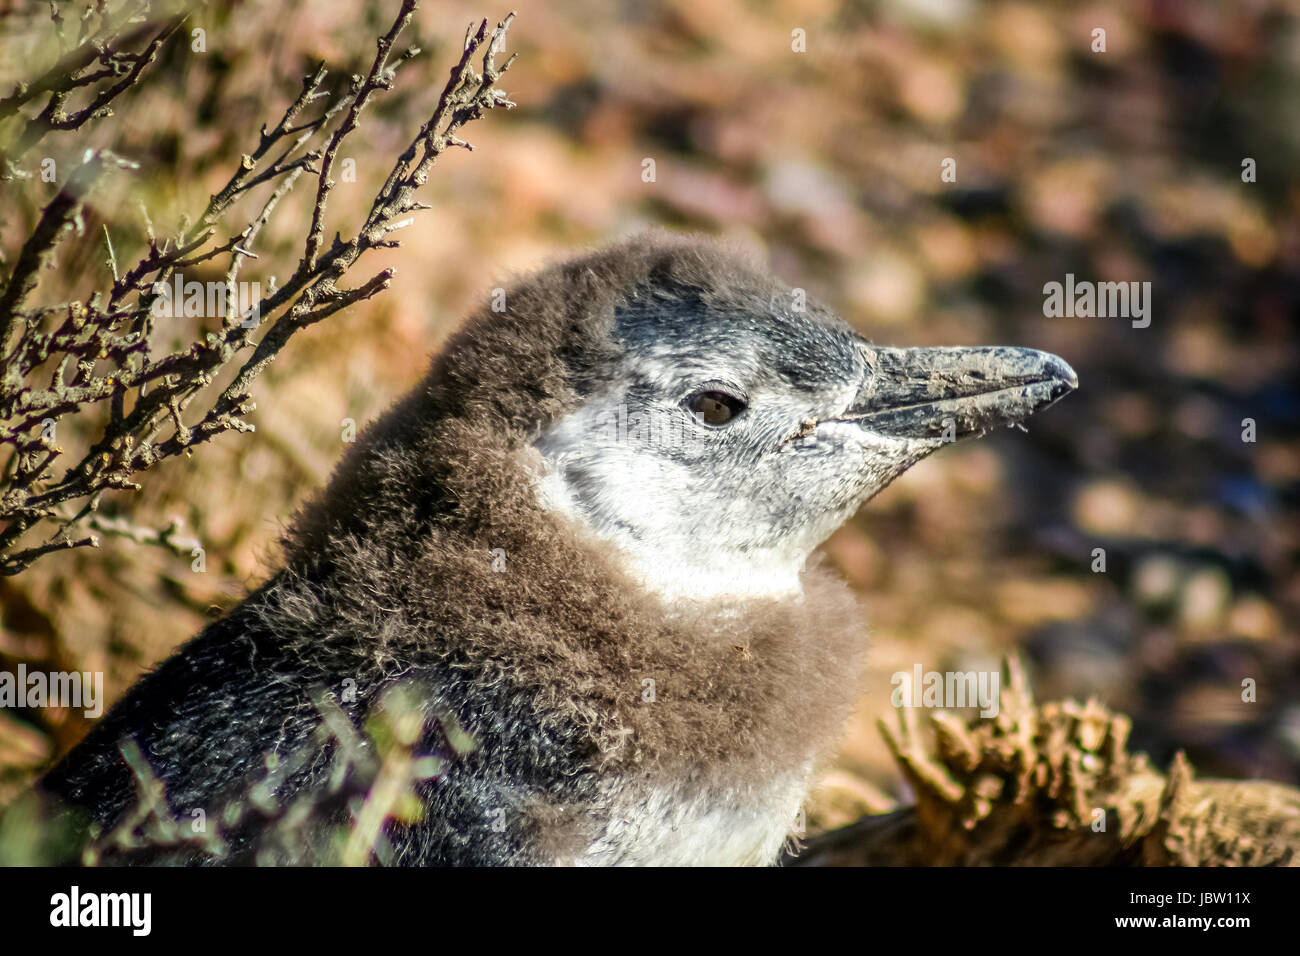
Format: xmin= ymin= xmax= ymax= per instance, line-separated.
xmin=685 ymin=388 xmax=747 ymax=426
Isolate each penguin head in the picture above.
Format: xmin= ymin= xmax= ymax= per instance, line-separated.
xmin=531 ymin=237 xmax=1077 ymax=602
xmin=288 ymin=233 xmax=1075 ymax=605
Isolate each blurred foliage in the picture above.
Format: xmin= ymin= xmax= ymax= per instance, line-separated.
xmin=0 ymin=681 xmax=466 ymax=865
xmin=1 ymin=0 xmax=1298 ymax=839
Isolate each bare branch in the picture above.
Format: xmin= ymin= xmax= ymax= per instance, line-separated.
xmin=0 ymin=4 xmax=519 ymax=573
xmin=0 ymin=5 xmax=185 ymax=169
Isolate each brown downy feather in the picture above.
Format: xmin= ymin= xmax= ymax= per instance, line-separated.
xmin=43 ymin=232 xmax=870 ymax=864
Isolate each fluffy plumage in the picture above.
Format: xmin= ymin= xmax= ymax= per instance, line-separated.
xmin=42 ymin=233 xmax=879 ymax=865
xmin=40 ymin=231 xmax=1076 ymax=865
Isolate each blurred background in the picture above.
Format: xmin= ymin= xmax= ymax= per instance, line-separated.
xmin=1 ymin=0 xmax=1298 ymax=833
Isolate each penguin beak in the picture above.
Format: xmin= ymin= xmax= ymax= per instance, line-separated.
xmin=841 ymin=346 xmax=1078 ymax=439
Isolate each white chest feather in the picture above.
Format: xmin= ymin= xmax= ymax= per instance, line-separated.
xmin=565 ymin=769 xmax=811 ymax=866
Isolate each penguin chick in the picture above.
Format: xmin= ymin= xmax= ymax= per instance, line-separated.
xmin=39 ymin=231 xmax=1077 ymax=865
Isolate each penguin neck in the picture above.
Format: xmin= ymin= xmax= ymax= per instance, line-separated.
xmin=604 ymin=545 xmax=806 ymax=605
xmin=529 ymin=458 xmax=806 ymax=604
